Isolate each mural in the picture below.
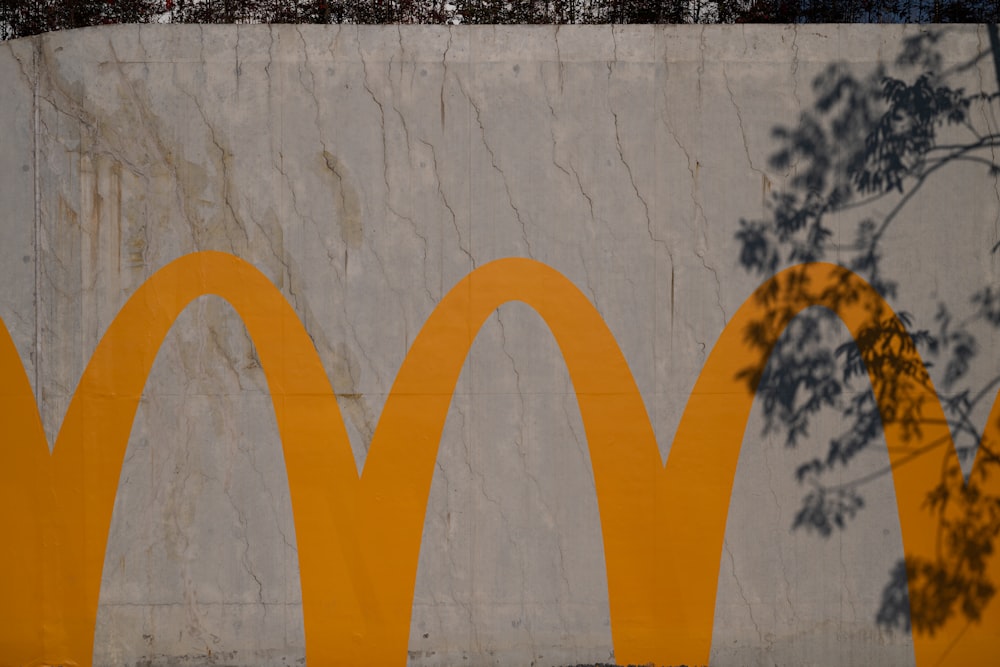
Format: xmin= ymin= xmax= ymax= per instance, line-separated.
xmin=1 ymin=251 xmax=996 ymax=666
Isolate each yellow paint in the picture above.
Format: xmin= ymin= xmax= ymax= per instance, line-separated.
xmin=0 ymin=253 xmax=996 ymax=666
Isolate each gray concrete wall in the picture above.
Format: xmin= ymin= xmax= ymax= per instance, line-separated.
xmin=1 ymin=24 xmax=997 ymax=666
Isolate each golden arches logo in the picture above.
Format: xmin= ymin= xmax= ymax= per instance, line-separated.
xmin=0 ymin=252 xmax=997 ymax=666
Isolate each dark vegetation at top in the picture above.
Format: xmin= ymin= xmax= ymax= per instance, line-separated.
xmin=3 ymin=0 xmax=1000 ymax=41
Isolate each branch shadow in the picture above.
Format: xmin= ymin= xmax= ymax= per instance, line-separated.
xmin=734 ymin=25 xmax=1000 ymax=638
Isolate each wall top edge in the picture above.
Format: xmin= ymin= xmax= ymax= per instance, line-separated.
xmin=3 ymin=22 xmax=983 ymax=67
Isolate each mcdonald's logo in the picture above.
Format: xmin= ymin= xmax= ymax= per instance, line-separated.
xmin=1 ymin=251 xmax=997 ymax=666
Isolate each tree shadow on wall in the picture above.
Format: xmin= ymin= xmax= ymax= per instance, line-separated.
xmin=734 ymin=26 xmax=1000 ymax=638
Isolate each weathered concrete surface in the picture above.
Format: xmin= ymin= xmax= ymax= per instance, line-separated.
xmin=0 ymin=24 xmax=997 ymax=666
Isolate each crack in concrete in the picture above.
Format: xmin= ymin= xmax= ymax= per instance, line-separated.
xmin=697 ymin=248 xmax=727 ymax=325
xmin=723 ymin=63 xmax=765 ymax=179
xmin=440 ymin=29 xmax=452 ymax=130
xmin=451 ymin=402 xmax=482 ymax=651
xmin=790 ymin=25 xmax=802 ymax=116
xmin=576 ymin=247 xmax=600 ymax=307
xmin=568 ymin=162 xmax=596 ymax=227
xmin=456 ymin=76 xmax=531 ymax=254
xmin=611 ymin=106 xmax=651 ymax=247
xmin=386 ymin=55 xmax=436 ymax=305
xmin=540 ymin=69 xmax=572 ymax=182
xmin=698 ymin=24 xmax=707 ymax=99
xmin=554 ymin=23 xmax=565 ymax=96
xmin=420 ymin=138 xmax=472 ymax=263
xmin=725 ymin=540 xmax=763 ymax=643
xmin=764 ymin=444 xmax=794 ymax=615
xmin=658 ymin=112 xmax=695 ymax=268
xmin=185 ymin=88 xmax=250 ymax=254
xmin=98 ymin=39 xmax=203 ymax=250
xmin=357 ymin=33 xmax=434 ymax=305
xmin=301 ymin=25 xmax=359 ymax=281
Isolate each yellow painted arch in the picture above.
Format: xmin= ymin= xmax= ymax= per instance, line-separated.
xmin=0 ymin=252 xmax=996 ymax=666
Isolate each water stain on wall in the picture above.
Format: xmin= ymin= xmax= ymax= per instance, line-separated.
xmin=322 ymin=151 xmax=362 ymax=250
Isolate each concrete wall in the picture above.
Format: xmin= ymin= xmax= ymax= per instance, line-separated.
xmin=1 ymin=24 xmax=998 ymax=666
